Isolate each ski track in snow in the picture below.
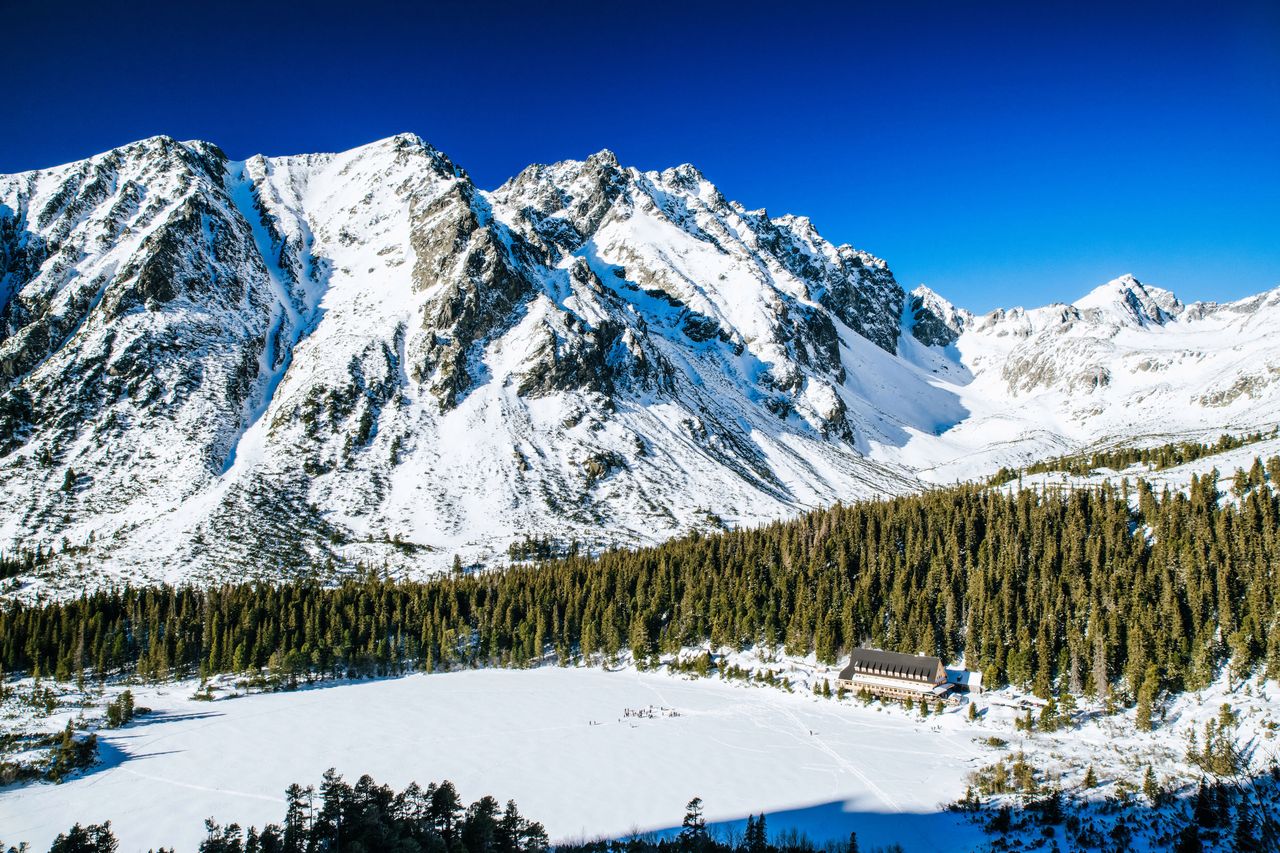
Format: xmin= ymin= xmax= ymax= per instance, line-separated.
xmin=770 ymin=702 xmax=903 ymax=814
xmin=116 ymin=767 xmax=288 ymax=805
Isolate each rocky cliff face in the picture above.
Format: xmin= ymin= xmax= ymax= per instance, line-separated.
xmin=0 ymin=137 xmax=299 ymax=569
xmin=0 ymin=135 xmax=919 ymax=592
xmin=2 ymin=136 xmax=1278 ymax=594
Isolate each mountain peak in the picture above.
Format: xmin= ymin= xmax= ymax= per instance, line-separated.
xmin=660 ymin=162 xmax=705 ymax=184
xmin=585 ymin=148 xmax=620 ymax=167
xmin=7 ymin=133 xmax=1280 ymax=591
xmin=908 ymin=285 xmax=971 ymax=347
xmin=1074 ymin=274 xmax=1183 ymax=325
xmin=910 ymin=283 xmax=960 ymax=310
xmin=363 ymin=131 xmax=441 ymax=157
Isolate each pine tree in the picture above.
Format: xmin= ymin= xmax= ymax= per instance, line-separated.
xmin=496 ymin=801 xmax=525 ymax=853
xmin=282 ymin=783 xmax=311 ymax=853
xmin=1233 ymin=800 xmax=1261 ymax=852
xmin=679 ymin=797 xmax=708 ymax=849
xmin=1142 ymin=765 xmax=1160 ymax=804
xmin=462 ymin=796 xmax=500 ymax=853
xmin=1082 ymin=765 xmax=1098 ymax=789
xmin=48 ymin=822 xmax=117 ymax=853
xmin=1038 ymin=697 xmax=1059 ymax=732
xmin=430 ymin=779 xmax=463 ymax=840
xmin=1173 ymin=823 xmax=1203 ymax=853
xmin=48 ymin=721 xmax=97 ymax=783
xmin=1193 ymin=780 xmax=1218 ymax=828
xmin=1018 ymin=708 xmax=1033 ymax=733
xmin=1058 ymin=690 xmax=1076 ymax=720
xmin=1135 ymin=665 xmax=1158 ymax=732
xmin=743 ymin=814 xmax=768 ymax=853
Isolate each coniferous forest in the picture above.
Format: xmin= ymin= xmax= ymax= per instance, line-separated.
xmin=2 ymin=457 xmax=1278 ymax=702
xmin=987 ymin=429 xmax=1277 ymax=484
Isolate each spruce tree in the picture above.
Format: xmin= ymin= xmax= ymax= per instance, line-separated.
xmin=1082 ymin=765 xmax=1098 ymax=789
xmin=1135 ymin=666 xmax=1158 ymax=732
xmin=1233 ymin=800 xmax=1261 ymax=852
xmin=48 ymin=822 xmax=117 ymax=853
xmin=679 ymin=797 xmax=708 ymax=849
xmin=1142 ymin=765 xmax=1160 ymax=804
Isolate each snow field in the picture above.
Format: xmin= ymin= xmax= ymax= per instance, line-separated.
xmin=0 ymin=666 xmax=987 ymax=853
xmin=2 ymin=653 xmax=1278 ymax=852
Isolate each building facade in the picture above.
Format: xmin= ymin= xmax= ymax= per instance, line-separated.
xmin=836 ymin=648 xmax=952 ymax=703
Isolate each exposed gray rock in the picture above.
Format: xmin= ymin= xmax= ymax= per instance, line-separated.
xmin=11 ymin=133 xmax=1271 ymax=593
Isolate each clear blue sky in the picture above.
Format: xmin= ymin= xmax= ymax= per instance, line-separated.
xmin=4 ymin=0 xmax=1277 ymax=311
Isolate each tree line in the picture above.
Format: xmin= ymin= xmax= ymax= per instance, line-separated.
xmin=989 ymin=429 xmax=1276 ymax=484
xmin=0 ymin=545 xmax=54 ymax=581
xmin=9 ymin=772 xmax=873 ymax=853
xmin=2 ymin=459 xmax=1279 ymax=701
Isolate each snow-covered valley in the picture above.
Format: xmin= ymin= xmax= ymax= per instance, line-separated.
xmin=2 ymin=660 xmax=1277 ymax=853
xmin=0 ymin=667 xmax=982 ymax=852
xmin=4 ymin=132 xmax=1279 ymax=851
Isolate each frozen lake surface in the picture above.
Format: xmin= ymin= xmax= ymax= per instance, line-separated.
xmin=0 ymin=667 xmax=985 ymax=852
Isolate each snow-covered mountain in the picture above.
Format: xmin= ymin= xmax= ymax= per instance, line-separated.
xmin=891 ymin=274 xmax=1280 ymax=479
xmin=2 ymin=134 xmax=1278 ymax=589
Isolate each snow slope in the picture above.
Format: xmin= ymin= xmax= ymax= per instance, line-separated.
xmin=887 ymin=275 xmax=1280 ymax=482
xmin=2 ymin=135 xmax=1279 ymax=591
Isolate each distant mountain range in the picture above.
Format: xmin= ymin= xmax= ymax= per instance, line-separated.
xmin=2 ymin=134 xmax=1277 ymax=591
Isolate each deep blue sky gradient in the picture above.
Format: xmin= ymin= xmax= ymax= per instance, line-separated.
xmin=4 ymin=0 xmax=1277 ymax=311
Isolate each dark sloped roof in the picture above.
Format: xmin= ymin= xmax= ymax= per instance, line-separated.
xmin=837 ymin=648 xmax=943 ymax=684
